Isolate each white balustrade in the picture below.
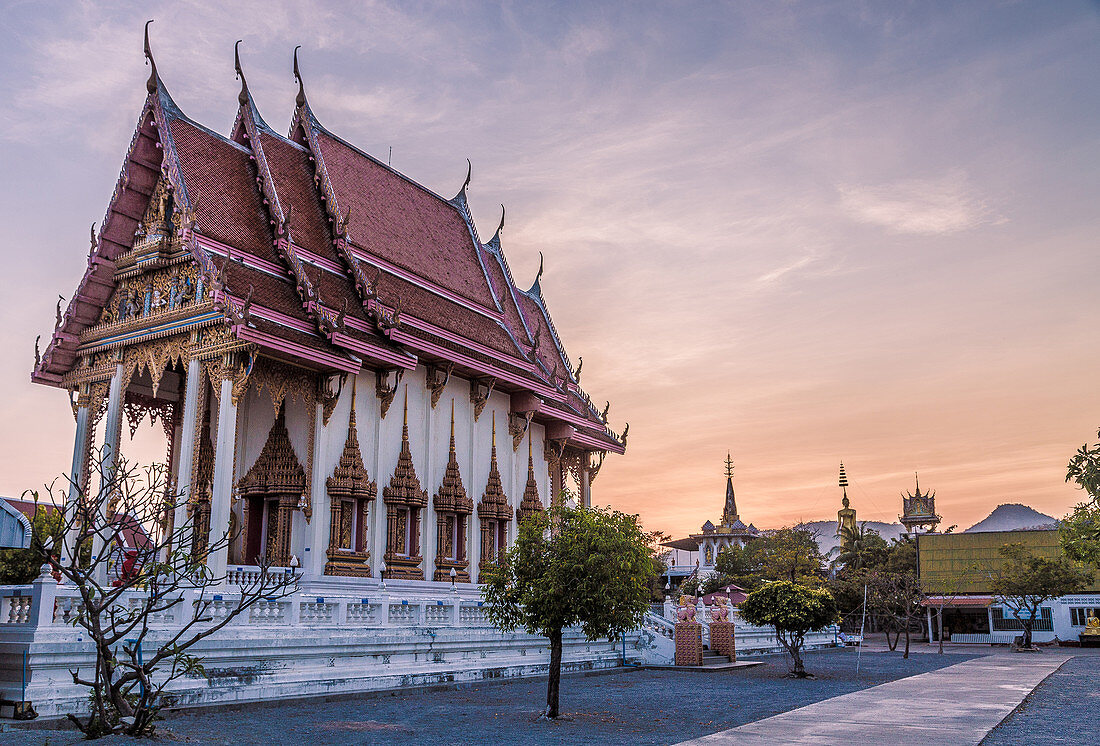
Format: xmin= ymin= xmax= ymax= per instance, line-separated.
xmin=459 ymin=603 xmax=491 ymax=626
xmin=388 ymin=602 xmax=418 ymax=625
xmin=3 ymin=595 xmax=32 ymax=624
xmin=300 ymin=601 xmax=337 ymax=624
xmin=424 ymin=602 xmax=452 ymax=625
xmin=346 ymin=602 xmax=383 ymax=624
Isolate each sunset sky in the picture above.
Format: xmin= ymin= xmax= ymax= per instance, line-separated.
xmin=1 ymin=1 xmax=1097 ymax=539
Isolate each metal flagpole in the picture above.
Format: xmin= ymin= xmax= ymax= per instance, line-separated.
xmin=856 ymin=583 xmax=868 ymax=678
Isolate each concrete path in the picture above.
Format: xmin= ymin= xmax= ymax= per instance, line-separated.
xmin=674 ymin=654 xmax=1068 ymax=746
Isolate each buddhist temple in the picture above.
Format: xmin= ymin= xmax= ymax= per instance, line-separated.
xmin=31 ymin=29 xmax=626 ymax=586
xmin=900 ymin=473 xmax=941 ymax=534
xmin=662 ymin=455 xmax=760 ymax=582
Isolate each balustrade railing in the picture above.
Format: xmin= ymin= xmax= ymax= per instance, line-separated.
xmin=0 ymin=574 xmax=503 ymax=633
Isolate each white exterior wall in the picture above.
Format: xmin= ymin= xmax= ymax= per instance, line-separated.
xmin=223 ymin=363 xmax=561 ymax=586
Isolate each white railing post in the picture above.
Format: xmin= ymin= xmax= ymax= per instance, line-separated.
xmin=663 ymin=597 xmax=674 ymax=620
xmin=31 ymin=564 xmax=57 ymax=628
xmin=288 ymin=592 xmax=302 ymax=626
xmin=452 ymin=596 xmax=461 ymax=627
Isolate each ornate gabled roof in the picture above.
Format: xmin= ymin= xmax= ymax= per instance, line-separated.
xmin=382 ymin=389 xmax=428 ymax=508
xmin=34 ymin=40 xmax=624 ymax=456
xmin=238 ymin=408 xmax=306 ymax=497
xmin=434 ymin=400 xmax=473 ymax=514
xmin=326 ymin=383 xmax=376 ymax=501
xmin=478 ymin=412 xmax=513 ymax=521
xmin=517 ymin=435 xmax=543 ymax=524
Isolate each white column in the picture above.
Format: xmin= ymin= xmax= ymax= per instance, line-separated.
xmin=92 ymin=364 xmax=125 ymax=582
xmin=370 ymin=378 xmax=387 ymax=579
xmin=580 ymin=456 xmax=591 ymax=508
xmin=207 ymin=376 xmax=237 ymax=579
xmin=927 ymin=607 xmax=935 ymax=644
xmin=62 ymin=401 xmax=91 ymax=566
xmin=306 ymin=401 xmax=328 ymax=579
xmin=172 ymin=358 xmax=202 ymax=558
xmin=469 ymin=400 xmax=480 ymax=584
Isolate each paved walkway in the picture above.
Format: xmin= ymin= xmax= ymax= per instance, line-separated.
xmin=675 ymin=654 xmax=1068 ymax=745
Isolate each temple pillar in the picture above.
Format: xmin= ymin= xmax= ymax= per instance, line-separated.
xmin=580 ymin=455 xmax=591 ymax=508
xmin=307 ymin=400 xmax=328 ymax=578
xmin=369 ymin=378 xmax=387 ymax=578
xmin=422 ymin=388 xmax=436 ymax=581
xmin=62 ymin=396 xmax=91 ymax=567
xmin=469 ymin=403 xmax=480 ymax=583
xmin=172 ymin=358 xmax=202 ymax=558
xmin=92 ymin=363 xmax=125 ymax=583
xmin=206 ymin=376 xmax=237 ymax=579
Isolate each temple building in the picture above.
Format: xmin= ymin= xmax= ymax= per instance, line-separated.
xmin=661 ymin=455 xmax=760 ymax=583
xmin=900 ymin=473 xmax=940 ymax=534
xmin=30 ymin=35 xmax=626 ymax=587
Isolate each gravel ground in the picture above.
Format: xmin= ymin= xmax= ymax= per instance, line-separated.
xmin=3 ymin=648 xmax=977 ymax=745
xmin=982 ymin=655 xmax=1100 ymax=745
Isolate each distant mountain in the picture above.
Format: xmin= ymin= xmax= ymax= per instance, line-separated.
xmin=964 ymin=504 xmax=1057 ymax=533
xmin=796 ymin=520 xmax=907 ymax=558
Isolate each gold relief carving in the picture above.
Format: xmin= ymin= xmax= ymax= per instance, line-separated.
xmin=469 ymin=377 xmax=496 ymax=422
xmin=516 ymin=436 xmax=543 ymax=526
xmin=249 ymin=357 xmax=317 ymax=418
xmin=425 ymin=363 xmax=453 ymax=409
xmin=204 ymin=352 xmax=254 ymax=407
xmin=509 ymin=410 xmax=534 ymax=452
xmin=122 ymin=334 xmax=190 ymax=397
xmin=318 ymin=373 xmax=345 ymax=427
xmin=375 ymin=368 xmax=403 ymax=419
xmin=588 ymin=451 xmax=606 ymax=485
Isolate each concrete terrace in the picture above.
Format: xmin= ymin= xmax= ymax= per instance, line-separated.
xmin=4 ymin=646 xmax=1096 ymax=745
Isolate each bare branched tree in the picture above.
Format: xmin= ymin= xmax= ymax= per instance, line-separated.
xmin=29 ymin=451 xmax=298 ymax=738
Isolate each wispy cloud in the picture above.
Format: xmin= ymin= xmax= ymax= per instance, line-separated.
xmin=838 ymin=169 xmax=998 ymax=235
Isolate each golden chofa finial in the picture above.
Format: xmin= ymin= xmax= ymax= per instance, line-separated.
xmin=143 ymin=20 xmax=158 ymax=94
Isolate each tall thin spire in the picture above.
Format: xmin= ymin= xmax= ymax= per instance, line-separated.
xmin=838 ymin=461 xmax=849 ymax=500
xmin=722 ymin=454 xmax=738 ymax=526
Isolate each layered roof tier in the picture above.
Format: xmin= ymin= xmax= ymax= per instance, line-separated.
xmin=32 ymin=38 xmax=623 ymax=454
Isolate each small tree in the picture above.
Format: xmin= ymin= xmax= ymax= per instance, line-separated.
xmin=739 ymin=580 xmax=836 ymax=677
xmin=32 ymin=453 xmax=297 ymax=738
xmin=716 ymin=526 xmax=826 ymax=590
xmin=989 ymin=542 xmax=1092 ymax=649
xmin=1063 ymin=427 xmax=1100 ymax=565
xmin=867 ymin=570 xmax=923 ymax=658
xmin=481 ymin=504 xmax=653 ymax=719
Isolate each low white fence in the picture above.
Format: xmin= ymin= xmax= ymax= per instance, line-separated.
xmin=0 ymin=571 xmax=497 ymax=633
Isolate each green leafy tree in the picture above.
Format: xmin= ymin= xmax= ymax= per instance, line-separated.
xmin=739 ymin=580 xmax=836 ymax=677
xmin=989 ymin=543 xmax=1093 ymax=648
xmin=481 ymin=504 xmax=653 ymax=719
xmin=0 ymin=503 xmax=63 ymax=584
xmin=832 ymin=523 xmax=889 ymax=575
xmin=716 ymin=526 xmax=826 ymax=590
xmin=881 ymin=533 xmax=917 ymax=576
xmin=1063 ymin=428 xmax=1100 ymax=564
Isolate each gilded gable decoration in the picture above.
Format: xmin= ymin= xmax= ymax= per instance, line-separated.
xmin=325 ymin=381 xmax=376 ymax=577
xmin=237 ymin=407 xmax=306 ymax=567
xmin=434 ymin=399 xmax=473 ymax=582
xmin=478 ymin=413 xmax=513 ymax=573
xmin=517 ymin=435 xmax=544 ymax=526
xmin=382 ymin=388 xmax=428 ymax=580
